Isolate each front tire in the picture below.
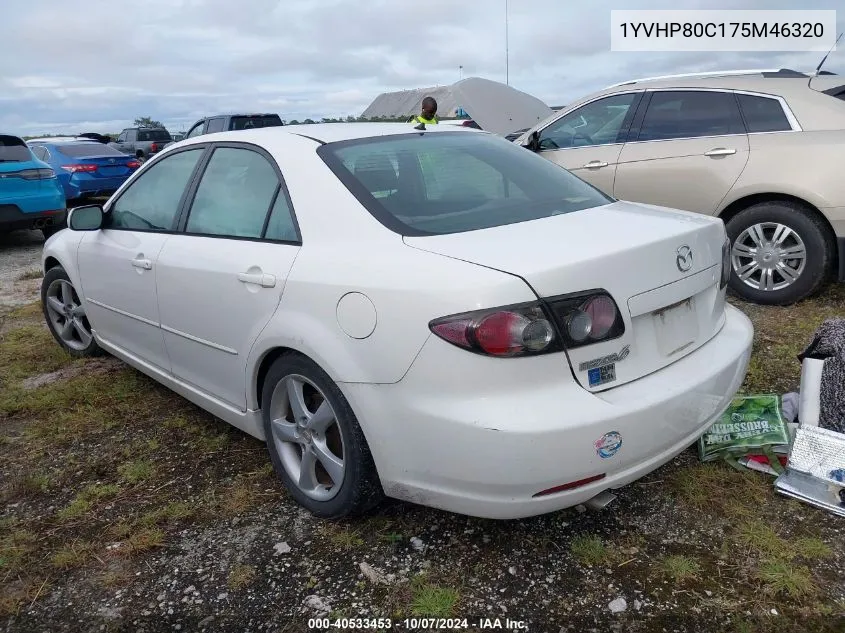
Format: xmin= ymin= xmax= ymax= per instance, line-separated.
xmin=41 ymin=266 xmax=104 ymax=358
xmin=725 ymin=201 xmax=832 ymax=305
xmin=261 ymin=353 xmax=383 ymax=519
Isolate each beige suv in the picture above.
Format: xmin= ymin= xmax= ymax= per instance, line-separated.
xmin=516 ymin=69 xmax=845 ymax=305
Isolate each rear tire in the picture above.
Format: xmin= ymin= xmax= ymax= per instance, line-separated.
xmin=261 ymin=353 xmax=383 ymax=519
xmin=725 ymin=201 xmax=832 ymax=305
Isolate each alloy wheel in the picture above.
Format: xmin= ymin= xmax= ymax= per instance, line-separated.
xmin=268 ymin=374 xmax=346 ymax=501
xmin=44 ymin=279 xmax=94 ymax=351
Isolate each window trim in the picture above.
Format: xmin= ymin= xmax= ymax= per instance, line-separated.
xmin=626 ymin=87 xmax=801 ymax=145
xmin=102 ymin=144 xmax=212 ymax=235
xmin=175 ymin=141 xmax=303 ymax=246
xmin=186 ymin=120 xmax=207 ymax=138
xmin=536 ymin=91 xmax=645 ymax=152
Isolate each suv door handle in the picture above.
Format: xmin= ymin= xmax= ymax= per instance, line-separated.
xmin=704 ymin=148 xmax=736 ymax=156
xmin=583 ymin=160 xmax=609 ymax=169
xmin=237 ymin=272 xmax=276 ymax=288
xmin=131 ymin=258 xmax=152 ymax=270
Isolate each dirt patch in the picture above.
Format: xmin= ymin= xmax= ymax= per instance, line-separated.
xmin=0 ymin=231 xmax=44 ymax=312
xmin=1 ymin=286 xmax=845 ymax=631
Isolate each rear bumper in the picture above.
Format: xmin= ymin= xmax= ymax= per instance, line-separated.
xmin=64 ymin=175 xmax=128 ymax=201
xmin=0 ymin=204 xmax=66 ymax=232
xmin=341 ymin=304 xmax=753 ymax=519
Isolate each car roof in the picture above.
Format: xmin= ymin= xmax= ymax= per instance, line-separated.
xmin=178 ymin=122 xmax=477 ymax=146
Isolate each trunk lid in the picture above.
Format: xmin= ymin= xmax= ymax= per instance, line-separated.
xmin=404 ymin=200 xmax=728 ymax=391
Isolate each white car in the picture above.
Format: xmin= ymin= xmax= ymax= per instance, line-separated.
xmin=40 ymin=123 xmax=753 ymax=520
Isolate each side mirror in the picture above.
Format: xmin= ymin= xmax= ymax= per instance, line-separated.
xmin=525 ymin=130 xmax=541 ymax=152
xmin=68 ymin=205 xmax=104 ymax=231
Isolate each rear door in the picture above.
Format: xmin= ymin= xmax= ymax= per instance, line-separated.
xmin=613 ymin=90 xmax=750 ymax=214
xmin=534 ymin=92 xmax=643 ymax=194
xmin=155 ymin=143 xmax=301 ymax=411
xmin=76 ymin=146 xmax=207 ymax=370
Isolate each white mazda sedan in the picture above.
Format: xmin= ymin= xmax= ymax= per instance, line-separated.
xmin=40 ymin=123 xmax=753 ymax=520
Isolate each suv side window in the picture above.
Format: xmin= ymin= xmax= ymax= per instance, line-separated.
xmin=638 ymin=90 xmax=744 ymax=141
xmin=109 ymin=148 xmax=204 ymax=231
xmin=185 ymin=147 xmax=280 ymax=238
xmin=736 ymin=94 xmax=792 ymax=133
xmin=186 ymin=121 xmax=207 ymax=138
xmin=539 ymin=93 xmax=639 ymax=150
xmin=205 ymin=118 xmax=226 ymax=134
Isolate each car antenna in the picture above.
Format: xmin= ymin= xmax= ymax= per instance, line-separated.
xmin=814 ymin=32 xmax=843 ymax=76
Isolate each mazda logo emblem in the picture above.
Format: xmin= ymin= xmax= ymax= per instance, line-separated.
xmin=676 ymin=245 xmax=693 ymax=272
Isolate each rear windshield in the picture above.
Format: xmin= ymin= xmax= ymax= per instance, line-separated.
xmin=59 ymin=143 xmax=127 ymax=158
xmin=230 ymin=115 xmax=283 ymax=130
xmin=318 ymin=132 xmax=611 ymax=236
xmin=137 ymin=129 xmax=172 ymax=142
xmin=0 ymin=135 xmax=33 ymax=162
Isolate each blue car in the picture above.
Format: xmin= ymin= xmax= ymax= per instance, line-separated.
xmin=0 ymin=133 xmax=66 ymax=238
xmin=27 ymin=137 xmax=140 ymax=202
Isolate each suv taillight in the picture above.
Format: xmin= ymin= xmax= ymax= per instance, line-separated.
xmin=150 ymin=142 xmax=159 ymax=152
xmin=429 ymin=290 xmax=626 ymax=357
xmin=18 ymin=168 xmax=56 ymax=180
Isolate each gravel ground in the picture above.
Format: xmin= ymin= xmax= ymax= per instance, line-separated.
xmin=0 ymin=230 xmax=44 ymax=310
xmin=2 ymin=232 xmax=844 ymax=633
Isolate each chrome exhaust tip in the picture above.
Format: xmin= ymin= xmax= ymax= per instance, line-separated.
xmin=583 ymin=490 xmax=617 ymax=511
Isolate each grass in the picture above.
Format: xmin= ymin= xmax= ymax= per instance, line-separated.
xmin=323 ymin=525 xmax=365 ymax=551
xmin=659 ymin=555 xmax=702 ymax=583
xmin=410 ymin=580 xmax=460 ymax=618
xmin=50 ymin=542 xmax=93 ymax=570
xmin=756 ymin=559 xmax=816 ymax=599
xmin=569 ymin=534 xmax=610 ymax=567
xmin=735 ymin=520 xmax=792 ymax=559
xmin=794 ymin=537 xmax=833 ymax=560
xmin=227 ymin=564 xmax=257 ymax=590
xmin=17 ymin=269 xmax=43 ymax=281
xmin=117 ymin=459 xmax=154 ymax=485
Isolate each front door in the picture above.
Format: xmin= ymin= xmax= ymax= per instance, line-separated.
xmin=76 ymin=147 xmax=206 ymax=370
xmin=155 ymin=144 xmax=301 ymax=410
xmin=613 ymin=90 xmax=751 ymax=215
xmin=535 ymin=92 xmax=642 ymax=195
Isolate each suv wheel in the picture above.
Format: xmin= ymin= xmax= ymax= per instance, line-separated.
xmin=725 ymin=201 xmax=832 ymax=305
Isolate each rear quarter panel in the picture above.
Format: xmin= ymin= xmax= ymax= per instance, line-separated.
xmin=720 ymin=130 xmax=845 ymax=215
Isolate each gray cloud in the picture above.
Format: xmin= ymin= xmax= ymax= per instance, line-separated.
xmin=0 ymin=0 xmax=842 ymax=134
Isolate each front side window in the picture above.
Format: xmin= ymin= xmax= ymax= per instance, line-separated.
xmin=109 ymin=149 xmax=204 ymax=231
xmin=320 ymin=131 xmax=612 ymax=236
xmin=205 ymin=118 xmax=226 ymax=134
xmin=638 ymin=91 xmax=744 ymax=141
xmin=30 ymin=145 xmax=48 ymax=161
xmin=737 ymin=94 xmax=792 ymax=133
xmin=185 ymin=147 xmax=279 ymax=238
xmin=539 ymin=93 xmax=639 ymax=150
xmin=187 ymin=122 xmax=206 ymax=138
xmin=117 ymin=132 xmax=127 ymax=143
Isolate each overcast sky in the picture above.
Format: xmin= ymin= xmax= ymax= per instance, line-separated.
xmin=0 ymin=0 xmax=842 ymax=135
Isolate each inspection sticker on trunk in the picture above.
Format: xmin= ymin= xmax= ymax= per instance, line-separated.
xmin=588 ymin=363 xmax=616 ymax=387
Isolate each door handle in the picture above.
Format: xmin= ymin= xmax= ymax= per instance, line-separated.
xmin=704 ymin=148 xmax=736 ymax=157
xmin=237 ymin=272 xmax=276 ymax=288
xmin=583 ymin=160 xmax=609 ymax=169
xmin=131 ymin=258 xmax=152 ymax=270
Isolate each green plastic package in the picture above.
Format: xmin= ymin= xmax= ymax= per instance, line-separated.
xmin=698 ymin=395 xmax=791 ymax=465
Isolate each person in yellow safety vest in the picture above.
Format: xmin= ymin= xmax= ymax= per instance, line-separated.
xmin=409 ymin=97 xmax=439 ymax=125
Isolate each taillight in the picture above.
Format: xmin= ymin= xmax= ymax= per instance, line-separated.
xmin=18 ymin=168 xmax=56 ymax=180
xmin=127 ymin=160 xmax=141 ymax=169
xmin=61 ymin=164 xmax=98 ymax=173
xmin=150 ymin=142 xmax=159 ymax=152
xmin=545 ymin=291 xmax=625 ymax=349
xmin=429 ymin=302 xmax=561 ymax=358
xmin=720 ymin=236 xmax=731 ymax=289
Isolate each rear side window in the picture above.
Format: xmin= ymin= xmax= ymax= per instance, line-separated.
xmin=638 ymin=91 xmax=745 ymax=141
xmin=59 ymin=143 xmax=127 ymax=158
xmin=320 ymin=132 xmax=612 ymax=236
xmin=0 ymin=135 xmax=33 ymax=162
xmin=137 ymin=129 xmax=172 ymax=142
xmin=737 ymin=94 xmax=792 ymax=132
xmin=230 ymin=115 xmax=283 ymax=130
